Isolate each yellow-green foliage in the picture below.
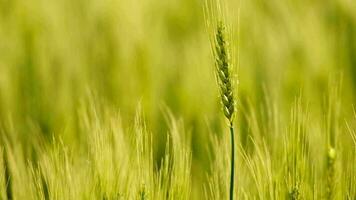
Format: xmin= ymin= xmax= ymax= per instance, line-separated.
xmin=0 ymin=0 xmax=356 ymax=199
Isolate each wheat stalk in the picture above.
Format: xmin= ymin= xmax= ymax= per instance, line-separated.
xmin=215 ymin=22 xmax=236 ymax=200
xmin=326 ymin=147 xmax=336 ymax=200
xmin=205 ymin=1 xmax=238 ymax=198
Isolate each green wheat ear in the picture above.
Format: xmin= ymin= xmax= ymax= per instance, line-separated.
xmin=214 ymin=21 xmax=236 ymax=124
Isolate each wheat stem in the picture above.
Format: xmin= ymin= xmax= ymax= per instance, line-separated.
xmin=229 ymin=122 xmax=235 ymax=200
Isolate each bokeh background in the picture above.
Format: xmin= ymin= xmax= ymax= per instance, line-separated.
xmin=0 ymin=0 xmax=355 ymax=198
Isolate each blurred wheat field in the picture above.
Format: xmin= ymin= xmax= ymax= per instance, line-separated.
xmin=0 ymin=0 xmax=355 ymax=199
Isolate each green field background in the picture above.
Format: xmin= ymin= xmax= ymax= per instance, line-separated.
xmin=0 ymin=0 xmax=355 ymax=199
